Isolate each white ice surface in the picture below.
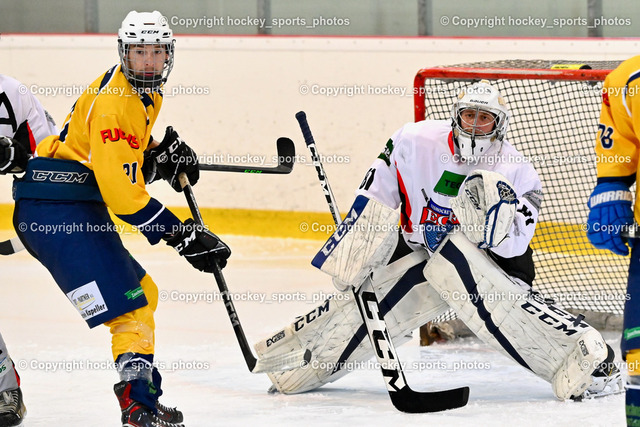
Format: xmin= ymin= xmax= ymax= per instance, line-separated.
xmin=0 ymin=232 xmax=626 ymax=426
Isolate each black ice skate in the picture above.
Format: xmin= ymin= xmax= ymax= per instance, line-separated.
xmin=155 ymin=400 xmax=184 ymax=424
xmin=114 ymin=381 xmax=184 ymax=427
xmin=0 ymin=387 xmax=26 ymax=427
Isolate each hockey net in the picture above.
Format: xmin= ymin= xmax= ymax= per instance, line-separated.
xmin=414 ymin=59 xmax=627 ymax=326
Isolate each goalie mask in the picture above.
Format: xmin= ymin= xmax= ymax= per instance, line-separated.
xmin=118 ymin=10 xmax=175 ymax=92
xmin=451 ymin=80 xmax=509 ymax=162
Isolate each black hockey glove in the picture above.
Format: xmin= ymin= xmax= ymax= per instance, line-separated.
xmin=0 ymin=136 xmax=31 ymax=174
xmin=141 ymin=149 xmax=162 ymax=185
xmin=146 ymin=126 xmax=199 ymax=192
xmin=164 ymin=219 xmax=231 ymax=272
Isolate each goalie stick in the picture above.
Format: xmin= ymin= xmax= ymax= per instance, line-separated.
xmin=199 ymin=137 xmax=295 ymax=174
xmin=295 ymin=111 xmax=469 ymax=413
xmin=178 ymin=172 xmax=310 ymax=373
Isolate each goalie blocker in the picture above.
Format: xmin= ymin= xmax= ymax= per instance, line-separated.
xmin=255 ymin=196 xmax=621 ymax=400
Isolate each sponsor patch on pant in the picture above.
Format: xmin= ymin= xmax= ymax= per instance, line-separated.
xmin=66 ymin=281 xmax=108 ymax=320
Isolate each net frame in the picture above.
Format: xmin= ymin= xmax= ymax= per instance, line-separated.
xmin=414 ymin=60 xmax=627 ymax=316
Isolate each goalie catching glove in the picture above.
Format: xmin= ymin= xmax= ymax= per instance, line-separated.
xmin=451 ymin=169 xmax=518 ymax=249
xmin=144 ymin=126 xmax=199 ymax=191
xmin=164 ymin=219 xmax=231 ymax=271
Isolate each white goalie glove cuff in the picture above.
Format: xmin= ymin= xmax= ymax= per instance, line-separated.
xmin=451 ymin=169 xmax=518 ymax=249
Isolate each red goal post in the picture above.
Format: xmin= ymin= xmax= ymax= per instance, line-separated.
xmin=412 ymin=60 xmax=627 ymax=319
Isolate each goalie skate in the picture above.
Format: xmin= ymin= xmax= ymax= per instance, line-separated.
xmin=571 ymin=344 xmax=624 ymax=401
xmin=576 ymin=372 xmax=624 ymax=401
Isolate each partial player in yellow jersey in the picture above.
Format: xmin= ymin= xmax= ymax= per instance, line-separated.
xmin=587 ymin=55 xmax=640 ymax=425
xmin=12 ymin=11 xmax=230 ymax=427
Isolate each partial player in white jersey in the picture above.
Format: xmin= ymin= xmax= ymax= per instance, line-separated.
xmin=0 ymin=74 xmax=58 ymax=172
xmin=0 ymin=73 xmax=58 ymax=426
xmin=255 ymin=80 xmax=622 ymax=402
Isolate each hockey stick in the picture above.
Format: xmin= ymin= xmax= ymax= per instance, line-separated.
xmin=199 ymin=137 xmax=295 ymax=174
xmin=0 ymin=139 xmax=294 ymax=255
xmin=178 ymin=172 xmax=310 ymax=373
xmin=295 ymin=111 xmax=469 ymax=413
xmin=0 ymin=237 xmax=24 ymax=256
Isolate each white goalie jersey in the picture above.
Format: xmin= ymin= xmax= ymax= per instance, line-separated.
xmin=356 ymin=120 xmax=543 ymax=258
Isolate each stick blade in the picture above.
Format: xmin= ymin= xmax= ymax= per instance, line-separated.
xmin=390 ymin=385 xmax=469 ymax=413
xmin=0 ymin=240 xmax=13 ymax=256
xmin=199 ymin=137 xmax=295 ymax=174
xmin=0 ymin=237 xmax=24 ymax=256
xmin=275 ymin=137 xmax=295 ymax=172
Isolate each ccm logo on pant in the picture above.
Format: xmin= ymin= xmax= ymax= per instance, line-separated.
xmin=32 ymin=170 xmax=89 ymax=184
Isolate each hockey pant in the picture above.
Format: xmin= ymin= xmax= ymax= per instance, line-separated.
xmin=255 ymin=231 xmax=608 ymax=400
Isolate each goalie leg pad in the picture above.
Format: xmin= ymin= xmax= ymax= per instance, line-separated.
xmin=255 ymin=250 xmax=449 ymax=394
xmin=424 ymin=231 xmax=608 ymax=400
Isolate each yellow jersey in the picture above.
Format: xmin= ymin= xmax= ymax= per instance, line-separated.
xmin=595 ymin=56 xmax=640 ymax=220
xmin=36 ymin=65 xmax=161 ymax=216
xmin=35 ymin=65 xmax=180 ymax=242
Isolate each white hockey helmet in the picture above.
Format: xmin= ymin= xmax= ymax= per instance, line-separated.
xmin=451 ymin=80 xmax=509 ymax=161
xmin=117 ymin=11 xmax=175 ymax=91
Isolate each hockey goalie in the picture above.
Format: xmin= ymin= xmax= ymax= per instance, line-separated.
xmin=255 ymin=80 xmax=623 ymax=401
